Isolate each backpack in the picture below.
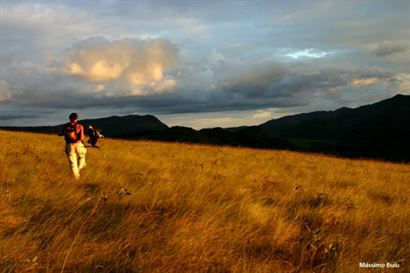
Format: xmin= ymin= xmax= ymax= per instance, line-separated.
xmin=64 ymin=123 xmax=78 ymax=143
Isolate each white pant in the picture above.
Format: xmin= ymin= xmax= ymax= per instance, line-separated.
xmin=65 ymin=142 xmax=87 ymax=180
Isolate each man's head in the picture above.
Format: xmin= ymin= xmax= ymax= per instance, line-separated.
xmin=69 ymin=112 xmax=78 ymax=123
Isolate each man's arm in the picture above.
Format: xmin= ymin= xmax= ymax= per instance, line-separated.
xmin=79 ymin=125 xmax=85 ymax=142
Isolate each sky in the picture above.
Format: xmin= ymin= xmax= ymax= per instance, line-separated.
xmin=0 ymin=0 xmax=409 ymax=129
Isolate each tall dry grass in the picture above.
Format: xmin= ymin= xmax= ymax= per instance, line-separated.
xmin=0 ymin=130 xmax=409 ymax=272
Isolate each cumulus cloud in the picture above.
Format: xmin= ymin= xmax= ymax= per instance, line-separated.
xmin=64 ymin=37 xmax=179 ymax=95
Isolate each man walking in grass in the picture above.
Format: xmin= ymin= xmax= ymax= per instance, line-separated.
xmin=59 ymin=113 xmax=87 ymax=180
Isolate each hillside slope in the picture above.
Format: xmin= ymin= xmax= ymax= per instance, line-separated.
xmin=0 ymin=130 xmax=409 ymax=273
xmin=258 ymin=94 xmax=410 ymax=160
xmin=260 ymin=94 xmax=410 ymax=139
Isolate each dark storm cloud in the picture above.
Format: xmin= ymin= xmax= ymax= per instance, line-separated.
xmin=0 ymin=102 xmax=56 ymax=125
xmin=6 ymin=60 xmax=395 ymax=116
xmin=12 ymin=87 xmax=307 ymax=115
xmin=0 ymin=113 xmax=36 ymax=121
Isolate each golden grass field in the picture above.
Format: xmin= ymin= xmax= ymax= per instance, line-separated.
xmin=0 ymin=129 xmax=409 ymax=273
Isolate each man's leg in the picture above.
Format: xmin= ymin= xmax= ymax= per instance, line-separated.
xmin=66 ymin=144 xmax=80 ymax=180
xmin=77 ymin=143 xmax=87 ymax=170
xmin=92 ymin=138 xmax=99 ymax=148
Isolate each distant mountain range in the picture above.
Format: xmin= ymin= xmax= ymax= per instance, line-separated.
xmin=1 ymin=94 xmax=409 ymax=161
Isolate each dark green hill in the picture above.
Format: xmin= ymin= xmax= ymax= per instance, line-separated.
xmin=0 ymin=115 xmax=168 ymax=137
xmin=81 ymin=115 xmax=168 ymax=137
xmin=132 ymin=126 xmax=293 ymax=150
xmin=258 ymin=94 xmax=410 ymax=160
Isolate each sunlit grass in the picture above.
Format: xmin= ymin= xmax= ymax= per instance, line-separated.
xmin=0 ymin=130 xmax=409 ymax=272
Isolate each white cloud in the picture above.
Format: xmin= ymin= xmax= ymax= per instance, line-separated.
xmin=64 ymin=37 xmax=180 ymax=95
xmin=285 ymin=49 xmax=329 ymax=59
